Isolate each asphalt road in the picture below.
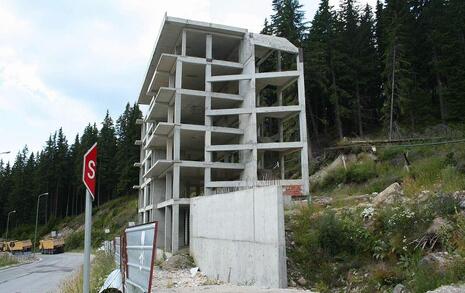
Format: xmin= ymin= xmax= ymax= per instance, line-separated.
xmin=0 ymin=252 xmax=83 ymax=293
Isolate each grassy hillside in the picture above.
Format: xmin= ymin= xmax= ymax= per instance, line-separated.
xmin=311 ymin=143 xmax=465 ymax=200
xmin=287 ymin=142 xmax=465 ymax=292
xmin=62 ymin=195 xmax=138 ymax=250
xmin=5 ymin=194 xmax=138 ymax=251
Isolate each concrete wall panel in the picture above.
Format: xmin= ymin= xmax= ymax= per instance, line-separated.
xmin=190 ymin=186 xmax=286 ymax=288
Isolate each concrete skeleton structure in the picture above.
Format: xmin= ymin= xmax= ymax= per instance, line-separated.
xmin=135 ymin=15 xmax=310 ymax=253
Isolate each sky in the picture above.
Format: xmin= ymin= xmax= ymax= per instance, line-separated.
xmin=0 ymin=0 xmax=376 ymax=163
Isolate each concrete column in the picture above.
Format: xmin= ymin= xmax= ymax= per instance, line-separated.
xmin=204 ymin=34 xmax=213 ymax=196
xmin=181 ymin=29 xmax=187 ymax=56
xmin=164 ymin=206 xmax=172 ymax=251
xmin=172 ymin=204 xmax=179 ymax=252
xmin=175 ymin=60 xmax=182 ymax=123
xmin=173 ymin=165 xmax=180 ymax=199
xmin=296 ymin=50 xmax=310 ymax=194
xmin=173 ymin=127 xmax=181 ymax=160
xmin=165 ymin=172 xmax=172 ymax=200
xmin=239 ymin=34 xmax=257 ymax=182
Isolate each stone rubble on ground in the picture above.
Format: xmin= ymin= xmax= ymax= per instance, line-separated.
xmin=152 ymin=266 xmax=212 ymax=289
xmin=152 ymin=266 xmax=314 ymax=292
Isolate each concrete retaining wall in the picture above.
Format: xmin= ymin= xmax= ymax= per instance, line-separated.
xmin=189 ymin=186 xmax=287 ymax=288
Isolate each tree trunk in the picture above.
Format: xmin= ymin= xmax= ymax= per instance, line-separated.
xmin=307 ymin=101 xmax=320 ymax=145
xmin=389 ymin=44 xmax=397 ymax=141
xmin=356 ymin=82 xmax=363 ymax=137
xmin=55 ymin=183 xmax=59 ymax=218
xmin=65 ymin=188 xmax=69 ymax=217
xmin=432 ymin=46 xmax=446 ymax=123
xmin=330 ymin=66 xmax=343 ymax=140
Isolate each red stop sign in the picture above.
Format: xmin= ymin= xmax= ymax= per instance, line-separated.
xmin=83 ymin=143 xmax=97 ymax=200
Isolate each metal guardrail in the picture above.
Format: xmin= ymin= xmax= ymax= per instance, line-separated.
xmin=123 ymin=222 xmax=158 ymax=293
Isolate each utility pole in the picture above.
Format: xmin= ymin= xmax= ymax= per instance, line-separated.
xmin=5 ymin=210 xmax=16 ymax=240
xmin=34 ymin=193 xmax=48 ymax=254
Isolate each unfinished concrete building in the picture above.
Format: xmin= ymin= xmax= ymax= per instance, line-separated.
xmin=135 ymin=15 xmax=310 ymax=253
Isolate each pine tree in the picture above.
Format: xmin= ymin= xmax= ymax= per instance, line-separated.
xmin=98 ymin=111 xmax=118 ymax=205
xmin=381 ymin=0 xmax=415 ymax=137
xmin=271 ymin=0 xmax=307 ymax=46
xmin=116 ymin=103 xmax=141 ymax=196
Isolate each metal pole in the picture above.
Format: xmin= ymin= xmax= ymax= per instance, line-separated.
xmin=34 ymin=193 xmax=48 ymax=254
xmin=83 ymin=190 xmax=92 ymax=293
xmin=6 ymin=210 xmax=16 ymax=240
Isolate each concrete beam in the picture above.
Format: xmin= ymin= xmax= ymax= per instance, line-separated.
xmin=206 ymin=108 xmax=252 ymax=116
xmin=206 ymin=144 xmax=253 ymax=152
xmin=205 ymin=179 xmax=304 ymax=188
xmin=157 ymin=198 xmax=191 ymax=209
xmin=256 ymin=141 xmax=303 ymax=151
xmin=207 ymin=74 xmax=252 ymax=82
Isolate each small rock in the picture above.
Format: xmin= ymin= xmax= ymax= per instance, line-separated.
xmin=312 ymin=196 xmax=333 ymax=206
xmin=289 ymin=279 xmax=297 ymax=287
xmin=417 ymin=190 xmax=433 ymax=203
xmin=427 ymin=217 xmax=452 ymax=235
xmin=190 ymin=267 xmax=199 ymax=277
xmin=297 ymin=276 xmax=307 ymax=286
xmin=393 ymin=283 xmax=408 ymax=293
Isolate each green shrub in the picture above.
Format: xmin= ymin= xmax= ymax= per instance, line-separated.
xmin=316 ymin=160 xmax=378 ymax=192
xmin=65 ymin=230 xmax=84 ymax=251
xmin=346 ymin=161 xmax=378 ymax=184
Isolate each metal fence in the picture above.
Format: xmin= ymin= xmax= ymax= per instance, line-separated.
xmin=110 ymin=222 xmax=157 ymax=293
xmin=114 ymin=236 xmax=121 ymax=266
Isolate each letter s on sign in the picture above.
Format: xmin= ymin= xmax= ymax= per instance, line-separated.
xmin=87 ymin=160 xmax=96 ymax=179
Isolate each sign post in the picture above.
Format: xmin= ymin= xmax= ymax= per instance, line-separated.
xmin=82 ymin=143 xmax=97 ymax=293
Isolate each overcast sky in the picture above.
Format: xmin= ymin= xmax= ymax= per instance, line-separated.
xmin=0 ymin=0 xmax=377 ymax=163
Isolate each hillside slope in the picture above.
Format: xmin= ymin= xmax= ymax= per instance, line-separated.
xmin=287 ymin=142 xmax=465 ymax=292
xmin=5 ymin=195 xmax=138 ymax=251
xmin=62 ymin=195 xmax=138 ymax=250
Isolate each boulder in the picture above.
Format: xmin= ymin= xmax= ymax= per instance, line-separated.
xmin=373 ymin=183 xmax=405 ymax=207
xmin=453 ymin=191 xmax=465 ymax=209
xmin=296 ymin=276 xmax=307 ymax=286
xmin=419 ymin=252 xmax=456 ymax=271
xmin=310 ymin=154 xmax=357 ymax=185
xmin=426 ymin=284 xmax=465 ymax=293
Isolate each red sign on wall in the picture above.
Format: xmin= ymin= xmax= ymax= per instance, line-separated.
xmin=284 ymin=185 xmax=303 ymax=197
xmin=82 ymin=143 xmax=97 ymax=200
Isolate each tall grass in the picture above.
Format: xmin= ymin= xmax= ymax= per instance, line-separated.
xmin=59 ymin=251 xmax=116 ymax=293
xmin=0 ymin=253 xmax=18 ymax=268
